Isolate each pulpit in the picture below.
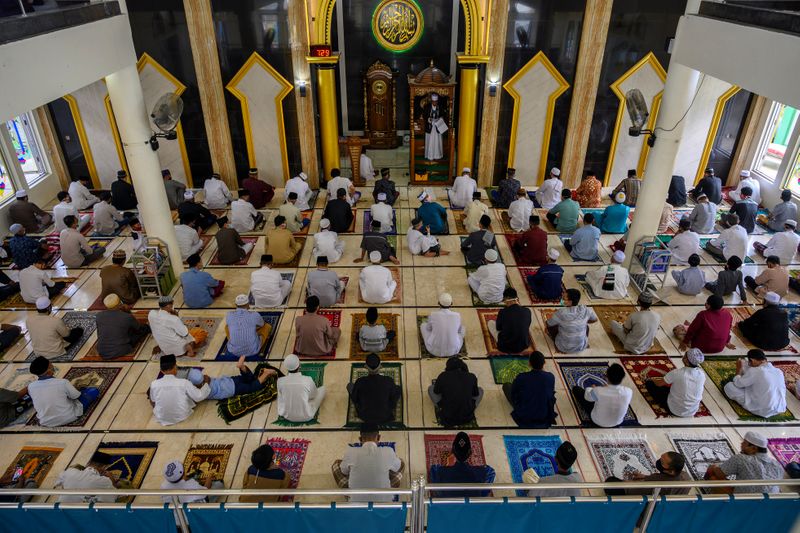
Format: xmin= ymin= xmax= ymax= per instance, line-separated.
xmin=339 ymin=136 xmax=371 ymax=186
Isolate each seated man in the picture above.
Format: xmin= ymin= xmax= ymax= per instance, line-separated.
xmin=737 ymin=292 xmax=791 ymax=351
xmin=508 ymin=188 xmax=534 ymax=231
xmin=674 ymin=295 xmax=734 ymax=353
xmin=279 ymin=192 xmax=310 ymax=233
xmin=20 ymin=258 xmax=66 ymax=303
xmin=670 ymin=253 xmax=706 ymax=296
xmin=27 ymin=297 xmax=83 ymax=360
xmin=705 ymin=213 xmax=748 ymax=262
xmin=323 ymin=188 xmax=354 ymax=233
xmin=358 ymin=307 xmax=396 ymax=353
xmin=705 ymin=255 xmax=747 ymax=303
xmin=68 ymin=175 xmax=99 ymax=211
xmin=265 ymin=216 xmax=302 ymax=265
xmin=28 ymin=356 xmax=99 ymax=428
xmin=359 ymin=250 xmax=397 ymax=304
xmin=755 ymin=220 xmax=799 ymax=266
xmin=546 ymin=188 xmax=580 ymax=233
xmin=239 ymin=444 xmax=291 ymax=503
xmin=347 ymin=353 xmax=401 ymax=425
xmin=203 ymin=173 xmax=232 ymax=209
xmin=761 ymin=189 xmax=797 ymax=232
xmin=464 ymin=191 xmax=489 ymax=233
xmin=492 ymin=168 xmax=521 ymax=208
xmin=609 ymin=292 xmax=660 ymax=354
xmin=420 ymin=293 xmax=465 ymax=357
xmin=0 ymin=271 xmax=20 ymax=303
xmin=689 ymin=167 xmax=722 ymax=204
xmin=546 ymin=289 xmax=598 ymax=353
xmin=149 ymin=354 xmax=210 ymax=426
xmin=230 ymin=189 xmax=263 ymax=233
xmin=564 ymin=213 xmax=601 ymax=261
xmin=180 ymin=254 xmax=224 ymax=308
xmin=186 ymin=357 xmax=276 ymax=399
xmin=723 ymin=349 xmax=787 ymax=418
xmin=284 ymin=172 xmax=314 ymax=210
xmin=611 ymin=169 xmax=640 ymax=207
xmin=8 ymin=224 xmax=49 ymax=270
xmin=178 ymin=190 xmax=217 ymax=231
xmin=111 ymin=170 xmax=137 ymax=211
xmin=370 ymin=193 xmax=394 ymax=233
xmin=487 ymin=288 xmax=532 ymax=354
xmin=512 ymin=215 xmax=548 ymax=265
xmin=604 ymin=451 xmax=690 ymax=496
xmin=372 ymin=168 xmax=400 ymax=206
xmin=312 ymin=218 xmax=345 ymax=263
xmin=332 ymin=423 xmax=404 ymax=502
xmin=148 ymin=296 xmax=207 ymax=358
xmin=408 ymin=217 xmax=448 ymax=257
xmin=429 ymin=357 xmax=483 ymax=427
xmin=8 ymin=190 xmax=52 ymax=233
xmin=356 ymin=219 xmax=399 ymax=264
xmin=585 ymin=250 xmax=630 ymax=299
xmin=95 ymin=294 xmax=150 ymax=360
xmin=161 ymin=460 xmax=223 ymax=504
xmin=55 ymin=452 xmax=118 ymax=504
xmin=214 ymin=216 xmax=254 ymax=265
xmin=93 ymin=192 xmax=135 ymax=236
xmin=535 ymin=168 xmax=563 ymax=209
xmin=503 ymin=351 xmax=556 ymax=428
xmin=668 ymin=219 xmax=701 ymax=265
xmin=242 ymin=167 xmax=275 ymax=209
xmin=745 ymin=255 xmax=789 ymax=297
xmin=467 ymin=249 xmax=506 ymax=304
xmin=688 ymin=193 xmax=717 ymax=234
xmin=727 ymin=186 xmax=758 ymax=234
xmin=417 ymin=191 xmax=448 ymax=234
xmin=526 ymin=248 xmax=563 ymax=300
xmin=250 ymin=254 xmax=292 ymax=307
xmin=730 ymin=170 xmax=762 ymax=204
xmin=430 ymin=432 xmax=495 ymax=498
xmin=327 ymin=168 xmax=361 ymax=205
xmin=643 ymin=348 xmax=706 ymax=417
xmin=294 ymin=296 xmax=341 ymax=357
xmin=461 ymin=215 xmax=496 ymax=266
xmin=0 ymin=382 xmax=30 ymax=429
xmin=450 ymin=167 xmax=477 ymax=209
xmin=524 ymin=442 xmax=583 ymax=497
xmin=59 ymin=215 xmax=105 ymax=268
xmin=705 ymin=431 xmax=784 ymax=494
xmin=174 ymin=214 xmax=204 ymax=261
xmin=307 ymin=255 xmax=345 ymax=307
xmin=576 ymin=171 xmax=602 ymax=208
xmin=596 ymin=192 xmax=630 ymax=234
xmin=658 ymin=201 xmax=675 ymax=234
xmin=100 ymin=249 xmax=140 ymax=304
xmin=571 ymin=363 xmax=632 ymax=428
xmin=224 ymin=294 xmax=270 ymax=358
xmin=277 ymin=353 xmax=326 ymax=423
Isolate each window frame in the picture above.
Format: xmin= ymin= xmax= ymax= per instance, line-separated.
xmin=6 ymin=112 xmax=49 ymax=186
xmin=0 ymin=111 xmax=52 ymax=207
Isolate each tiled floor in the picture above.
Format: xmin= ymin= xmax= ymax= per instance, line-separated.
xmin=2 ymin=185 xmax=799 ymax=502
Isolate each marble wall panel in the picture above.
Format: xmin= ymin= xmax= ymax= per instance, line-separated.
xmin=70 ymin=81 xmax=121 ymax=188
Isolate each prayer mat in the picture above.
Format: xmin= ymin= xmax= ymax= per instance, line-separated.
xmin=216 ymin=362 xmax=280 ymax=423
xmin=182 ymin=235 xmax=213 ymax=264
xmin=335 ymin=209 xmax=357 ymax=233
xmin=26 ymin=311 xmax=97 ymax=363
xmin=558 ymin=234 xmax=601 ymax=262
xmin=209 ymin=237 xmax=258 ymax=265
xmin=273 ymin=236 xmax=306 ymax=267
xmin=587 ymin=436 xmax=656 ymax=480
xmin=424 ymin=434 xmax=486 ymax=479
xmin=215 ymin=311 xmax=282 ymax=361
xmin=251 ymin=272 xmax=296 ymax=306
xmin=559 ymin=361 xmax=639 ymax=426
xmin=266 ymin=437 xmax=309 ymax=490
xmin=28 ymin=366 xmax=121 ymax=427
xmin=274 ymin=362 xmax=326 ymax=426
xmin=357 ymin=266 xmax=402 ymax=304
xmin=149 ymin=316 xmax=222 ymax=361
xmin=728 ymin=306 xmax=797 ymax=352
xmin=81 ymin=318 xmax=149 ymax=362
xmin=0 ymin=446 xmax=63 ymax=488
xmin=477 ymin=308 xmax=534 ymax=355
xmin=95 ymin=441 xmax=158 ymax=495
xmin=701 ymin=357 xmax=795 ymax=421
xmin=291 ymin=210 xmax=314 ymax=235
xmin=183 ymin=444 xmax=233 ymax=483
xmin=499 ymin=210 xmax=517 ymax=233
xmin=293 ymin=309 xmax=341 ymax=359
xmin=346 ymin=362 xmax=404 ymax=428
xmin=460 ymin=237 xmax=503 ymax=264
xmin=0 ymin=277 xmax=78 ymax=309
xmin=504 ymin=234 xmax=526 ymax=265
xmin=767 ymin=437 xmax=800 ymax=467
xmin=417 ymin=315 xmax=467 ymax=358
xmin=466 ymin=266 xmax=510 ymax=307
xmin=452 ymin=211 xmax=469 ymax=235
xmin=349 ymin=312 xmax=400 ymax=360
xmin=620 ymin=355 xmax=711 ymax=418
xmin=363 ymin=210 xmax=397 ymax=235
xmin=573 ymin=274 xmax=603 ymax=300
xmin=773 ymin=360 xmax=800 ymax=395
xmin=489 ymin=356 xmax=531 ymax=384
xmin=779 ymin=303 xmax=800 ymax=338
xmin=539 ymin=210 xmax=558 ymax=232
xmin=519 ymin=267 xmax=566 ymax=304
xmin=668 ymin=433 xmax=735 ymax=480
xmin=700 ymin=238 xmax=754 ymax=264
xmin=504 ymin=434 xmax=562 ymax=496
xmin=595 ymin=305 xmax=666 ymax=355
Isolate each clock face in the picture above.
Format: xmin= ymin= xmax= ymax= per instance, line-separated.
xmin=372 ymin=80 xmax=388 ymax=96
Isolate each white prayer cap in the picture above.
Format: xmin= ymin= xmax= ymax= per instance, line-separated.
xmin=187 ymin=368 xmax=204 ymax=386
xmin=764 ymin=291 xmax=781 ymax=305
xmin=685 ymin=348 xmax=704 ymax=366
xmin=612 ymin=250 xmax=625 ymax=263
xmin=548 ymin=248 xmax=560 ymax=260
xmin=743 ymin=431 xmax=768 ymax=449
xmin=35 ymin=296 xmax=51 ymax=310
xmin=614 ymin=191 xmax=626 ymax=203
xmin=15 ymin=190 xmax=26 ymax=198
xmin=485 ymin=249 xmax=498 ymax=262
xmin=369 ymin=250 xmax=382 ymax=263
xmin=235 ymin=294 xmax=249 ymax=306
xmin=786 ymin=219 xmax=797 ymax=228
xmin=417 ymin=191 xmax=428 ymax=201
xmin=462 ymin=167 xmax=471 ymax=174
xmin=438 ymin=293 xmax=453 ymax=307
xmin=299 ymin=172 xmax=308 ymax=181
xmin=740 ymin=169 xmax=751 ymax=178
xmin=9 ymin=223 xmax=23 ymax=235
xmin=550 ymin=167 xmax=561 ymax=177
xmin=183 ymin=190 xmax=195 ymax=199
xmin=377 ymin=192 xmax=387 ymax=201
xmin=319 ymin=218 xmax=331 ymax=229
xmin=431 ymin=93 xmax=439 ymax=101
xmin=284 ymin=353 xmax=300 ymax=372
xmin=163 ymin=460 xmax=184 ymax=483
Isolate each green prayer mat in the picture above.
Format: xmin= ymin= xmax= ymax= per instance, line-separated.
xmin=489 ymin=357 xmax=530 ymax=385
xmin=217 ymin=363 xmax=280 ymax=424
xmin=702 ymin=357 xmax=795 ymax=422
xmin=273 ymin=363 xmax=327 ymax=426
xmin=465 ymin=265 xmax=510 ymax=307
xmin=345 ymin=362 xmax=405 ymax=429
xmin=417 ymin=315 xmax=467 ymax=358
xmin=387 ymin=235 xmax=397 ymax=250
xmin=699 ymin=238 xmax=754 ymax=264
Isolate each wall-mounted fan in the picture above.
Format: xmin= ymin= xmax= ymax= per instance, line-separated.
xmin=148 ymin=93 xmax=184 ymax=151
xmin=626 ymin=88 xmax=656 ymax=147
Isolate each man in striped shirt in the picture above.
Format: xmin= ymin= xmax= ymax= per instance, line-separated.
xmin=546 ymin=289 xmax=598 ymax=353
xmin=610 ymin=169 xmax=641 ymax=207
xmin=224 ymin=294 xmax=271 ymax=358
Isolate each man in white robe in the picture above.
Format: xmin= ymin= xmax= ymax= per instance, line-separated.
xmin=359 ymin=251 xmax=396 ymax=304
xmin=450 ymin=168 xmax=476 ymax=208
xmin=284 ymin=172 xmax=314 ymax=210
xmin=424 ymin=93 xmax=445 ymax=161
xmin=420 ymin=293 xmax=465 ymax=357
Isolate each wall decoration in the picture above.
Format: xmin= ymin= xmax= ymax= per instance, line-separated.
xmin=371 ymin=0 xmax=425 ymax=53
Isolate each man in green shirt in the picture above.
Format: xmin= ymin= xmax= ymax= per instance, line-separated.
xmin=546 ymin=189 xmax=580 ymax=233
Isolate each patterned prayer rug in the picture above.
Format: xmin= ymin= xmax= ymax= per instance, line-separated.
xmin=215 ymin=311 xmax=283 ymax=361
xmin=499 ymin=210 xmax=517 ymax=233
xmin=519 ymin=267 xmax=566 ymax=304
xmin=349 ymin=312 xmax=400 ymax=360
xmin=767 ymin=437 xmax=800 ymax=467
xmin=489 ymin=356 xmax=531 ymax=384
xmin=465 ymin=265 xmax=509 ymax=307
xmin=668 ymin=433 xmax=735 ymax=480
xmin=424 ymin=434 xmax=486 ymax=479
xmin=779 ymin=303 xmax=800 ymax=338
xmin=27 ymin=366 xmax=121 ymax=427
xmin=216 ymin=363 xmax=280 ymax=423
xmin=291 ymin=210 xmax=314 ymax=236
xmin=26 ymin=311 xmax=97 ymax=362
xmin=417 ymin=315 xmax=467 ymax=358
xmin=346 ymin=362 xmax=404 ymax=428
xmin=148 ymin=316 xmax=222 ymax=361
xmin=559 ymin=362 xmax=639 ymax=426
xmin=701 ymin=357 xmax=795 ymax=421
xmin=699 ymin=238 xmax=754 ymax=264
xmin=357 ymin=266 xmax=402 ymax=304
xmin=183 ymin=444 xmax=233 ymax=483
xmin=182 ymin=235 xmax=213 ymax=265
xmin=273 ymin=236 xmax=306 ymax=267
xmin=274 ymin=363 xmax=327 ymax=426
xmin=477 ymin=308 xmax=534 ymax=355
xmin=452 ymin=211 xmax=469 ymax=235
xmin=773 ymin=360 xmax=800 ymax=395
xmin=0 ymin=446 xmax=63 ymax=488
xmin=539 ymin=209 xmax=558 ymax=232
xmin=595 ymin=305 xmax=666 ymax=355
xmin=209 ymin=237 xmax=258 ymax=265
xmin=587 ymin=436 xmax=656 ymax=480
xmin=503 ymin=435 xmax=562 ymax=494
xmin=294 ymin=309 xmax=341 ymax=359
xmin=620 ymin=355 xmax=711 ymax=418
xmin=0 ymin=277 xmax=78 ymax=309
xmin=95 ymin=441 xmax=158 ymax=494
xmin=363 ymin=210 xmax=397 ymax=235
xmin=266 ymin=437 xmax=309 ymax=491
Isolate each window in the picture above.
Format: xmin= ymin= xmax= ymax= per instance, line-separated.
xmin=786 ymin=149 xmax=800 ymax=197
xmin=753 ymin=103 xmax=798 ymax=181
xmin=0 ymin=152 xmax=16 ymax=204
xmin=5 ymin=113 xmax=47 ymax=184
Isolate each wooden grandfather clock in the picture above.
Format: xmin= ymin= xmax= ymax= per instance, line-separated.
xmin=364 ymin=60 xmax=400 ymax=148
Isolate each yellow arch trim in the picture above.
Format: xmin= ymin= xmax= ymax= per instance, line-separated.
xmin=638 ymin=92 xmax=662 ymax=176
xmin=61 ymin=94 xmax=100 ymax=188
xmin=102 ymin=91 xmax=129 ymax=176
xmin=226 ymin=52 xmax=295 ymax=181
xmin=503 ymin=51 xmax=570 ymax=184
xmin=694 ymin=85 xmax=741 ymax=185
xmin=604 ymin=52 xmax=666 ymax=186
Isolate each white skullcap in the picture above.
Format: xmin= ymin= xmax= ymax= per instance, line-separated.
xmin=785 ymin=219 xmax=797 ymax=228
xmin=431 ymin=93 xmax=439 ymax=101
xmin=163 ymin=460 xmax=184 ymax=483
xmin=462 ymin=167 xmax=471 ymax=174
xmin=743 ymin=431 xmax=768 ymax=449
xmin=35 ymin=296 xmax=51 ymax=310
xmin=438 ymin=293 xmax=453 ymax=307
xmin=548 ymin=248 xmax=560 ymax=260
xmin=187 ymin=368 xmax=204 ymax=386
xmin=551 ymin=167 xmax=561 ymax=177
xmin=183 ymin=190 xmax=195 ymax=199
xmin=614 ymin=191 xmax=626 ymax=203
xmin=612 ymin=250 xmax=625 ymax=263
xmin=685 ymin=348 xmax=704 ymax=366
xmin=764 ymin=291 xmax=781 ymax=305
xmin=369 ymin=250 xmax=382 ymax=263
xmin=235 ymin=294 xmax=249 ymax=306
xmin=417 ymin=191 xmax=428 ymax=201
xmin=9 ymin=223 xmax=23 ymax=235
xmin=284 ymin=353 xmax=300 ymax=372
xmin=319 ymin=218 xmax=331 ymax=229
xmin=740 ymin=170 xmax=751 ymax=178
xmin=15 ymin=190 xmax=26 ymax=198
xmin=299 ymin=172 xmax=308 ymax=181
xmin=377 ymin=192 xmax=387 ymax=201
xmin=485 ymin=249 xmax=499 ymax=262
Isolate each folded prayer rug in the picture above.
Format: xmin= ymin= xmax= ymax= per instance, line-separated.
xmin=346 ymin=362 xmax=404 ymax=428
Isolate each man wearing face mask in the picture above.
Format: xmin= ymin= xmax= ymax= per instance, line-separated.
xmin=604 ymin=451 xmax=691 ymax=495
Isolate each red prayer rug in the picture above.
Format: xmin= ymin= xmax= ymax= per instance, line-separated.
xmin=518 ymin=267 xmax=566 ymax=304
xmin=267 ymin=437 xmax=310 ymax=498
xmin=294 ymin=309 xmax=341 ymax=359
xmin=476 ymin=308 xmax=534 ymax=356
xmin=773 ymin=361 xmax=800 ymax=395
xmin=620 ymin=355 xmax=711 ymax=418
xmin=424 ymin=433 xmax=486 ymax=479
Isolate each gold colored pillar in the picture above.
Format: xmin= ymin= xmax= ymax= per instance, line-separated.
xmin=457 ymin=61 xmax=480 ymax=175
xmin=34 ymin=106 xmax=71 ymax=189
xmin=316 ymin=62 xmax=341 ymax=182
xmin=288 ymin=0 xmax=319 ymax=187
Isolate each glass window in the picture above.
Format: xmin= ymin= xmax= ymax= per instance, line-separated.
xmin=753 ymin=103 xmax=798 ymax=181
xmin=785 ymin=148 xmax=800 ymax=197
xmin=5 ymin=113 xmax=47 ymax=184
xmin=0 ymin=151 xmax=16 ymax=204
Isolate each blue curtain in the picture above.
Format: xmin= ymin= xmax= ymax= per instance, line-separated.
xmin=0 ymin=506 xmax=175 ymax=532
xmin=426 ymin=499 xmax=646 ymax=533
xmin=647 ymin=496 xmax=800 ymax=533
xmin=185 ymin=504 xmax=408 ymax=533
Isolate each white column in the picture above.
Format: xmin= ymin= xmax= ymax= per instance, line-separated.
xmin=106 ymin=64 xmax=184 ymax=274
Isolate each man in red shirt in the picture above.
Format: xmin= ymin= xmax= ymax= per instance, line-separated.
xmin=674 ymin=294 xmax=735 ymax=353
xmin=242 ymin=168 xmax=275 ymax=209
xmin=511 ymin=215 xmax=548 ymax=265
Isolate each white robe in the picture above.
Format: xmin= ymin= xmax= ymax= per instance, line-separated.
xmin=420 ymin=309 xmax=465 ymax=357
xmin=230 ymin=198 xmax=257 ymax=232
xmin=764 ymin=230 xmax=800 ymax=266
xmin=312 ymin=230 xmax=345 ymax=263
xmin=68 ymin=181 xmax=99 ymax=211
xmin=425 ymin=106 xmax=444 ymax=160
xmin=285 ymin=177 xmax=313 ymax=210
xmin=203 ymin=179 xmax=231 ymax=209
xmin=360 ymin=153 xmax=375 ymax=182
xmin=508 ymin=197 xmax=534 ymax=231
xmin=407 ymin=228 xmax=439 ymax=255
xmin=450 ymin=175 xmax=476 ymax=208
xmin=359 ymin=265 xmax=396 ymax=304
xmin=535 ymin=178 xmax=563 ymax=210
xmin=370 ymin=203 xmax=394 ymax=233
xmin=729 ymin=177 xmax=761 ymax=205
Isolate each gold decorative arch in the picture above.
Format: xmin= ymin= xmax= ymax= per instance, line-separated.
xmin=61 ymin=94 xmax=100 ymax=188
xmin=694 ymin=85 xmax=742 ymax=184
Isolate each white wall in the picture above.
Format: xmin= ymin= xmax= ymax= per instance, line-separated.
xmin=0 ymin=174 xmax=62 ymax=233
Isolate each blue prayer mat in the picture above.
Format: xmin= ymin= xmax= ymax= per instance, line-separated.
xmin=215 ymin=311 xmax=283 ymax=361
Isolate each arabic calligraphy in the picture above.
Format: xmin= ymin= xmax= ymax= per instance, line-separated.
xmin=372 ymin=0 xmax=424 ymax=52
